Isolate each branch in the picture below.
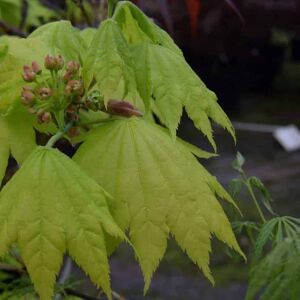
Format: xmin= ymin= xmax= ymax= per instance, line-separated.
xmin=46 ymin=122 xmax=73 ymax=148
xmin=0 ymin=21 xmax=26 ymax=37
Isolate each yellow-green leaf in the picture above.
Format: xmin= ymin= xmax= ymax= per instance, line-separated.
xmin=82 ymin=19 xmax=144 ymax=111
xmin=0 ymin=105 xmax=36 ymax=185
xmin=74 ymin=117 xmax=244 ymax=292
xmin=0 ymin=36 xmax=48 ymax=112
xmin=113 ymin=2 xmax=235 ymax=149
xmin=0 ymin=147 xmax=126 ymax=300
xmin=29 ymin=21 xmax=86 ymax=62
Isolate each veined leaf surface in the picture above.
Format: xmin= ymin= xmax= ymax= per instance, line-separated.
xmin=113 ymin=2 xmax=234 ymax=148
xmin=74 ymin=117 xmax=244 ymax=291
xmin=82 ymin=19 xmax=143 ymax=111
xmin=29 ymin=21 xmax=86 ymax=62
xmin=0 ymin=147 xmax=125 ymax=300
xmin=0 ymin=105 xmax=36 ymax=185
xmin=0 ymin=36 xmax=48 ymax=112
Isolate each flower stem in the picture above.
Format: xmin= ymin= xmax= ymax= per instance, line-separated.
xmin=242 ymin=172 xmax=267 ymax=224
xmin=46 ymin=122 xmax=73 ymax=148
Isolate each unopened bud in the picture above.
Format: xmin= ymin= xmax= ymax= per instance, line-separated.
xmin=22 ymin=65 xmax=36 ymax=82
xmin=63 ymin=71 xmax=73 ymax=83
xmin=21 ymin=89 xmax=35 ymax=105
xmin=41 ymin=112 xmax=52 ymax=123
xmin=107 ymin=99 xmax=143 ymax=118
xmin=66 ymin=61 xmax=80 ymax=73
xmin=32 ymin=61 xmax=41 ymax=74
xmin=44 ymin=55 xmax=56 ymax=70
xmin=37 ymin=109 xmax=51 ymax=124
xmin=38 ymin=87 xmax=52 ymax=99
xmin=55 ymin=55 xmax=64 ymax=70
xmin=65 ymin=80 xmax=84 ymax=96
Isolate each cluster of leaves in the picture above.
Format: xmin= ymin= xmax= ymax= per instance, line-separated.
xmin=229 ymin=153 xmax=300 ymax=300
xmin=0 ymin=1 xmax=243 ymax=299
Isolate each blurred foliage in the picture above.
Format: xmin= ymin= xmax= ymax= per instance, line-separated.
xmin=229 ymin=152 xmax=300 ymax=300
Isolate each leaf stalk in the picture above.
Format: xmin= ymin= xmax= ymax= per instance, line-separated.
xmin=46 ymin=122 xmax=73 ymax=148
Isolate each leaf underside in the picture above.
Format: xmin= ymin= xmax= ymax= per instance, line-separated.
xmin=0 ymin=147 xmax=125 ymax=300
xmin=74 ymin=118 xmax=244 ymax=292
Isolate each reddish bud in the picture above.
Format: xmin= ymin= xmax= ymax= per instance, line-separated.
xmin=107 ymin=99 xmax=143 ymax=118
xmin=32 ymin=61 xmax=41 ymax=74
xmin=37 ymin=109 xmax=51 ymax=124
xmin=55 ymin=55 xmax=64 ymax=70
xmin=63 ymin=71 xmax=73 ymax=83
xmin=21 ymin=89 xmax=35 ymax=105
xmin=65 ymin=80 xmax=84 ymax=96
xmin=66 ymin=61 xmax=80 ymax=73
xmin=41 ymin=112 xmax=52 ymax=123
xmin=22 ymin=65 xmax=36 ymax=82
xmin=37 ymin=87 xmax=52 ymax=99
xmin=44 ymin=55 xmax=56 ymax=70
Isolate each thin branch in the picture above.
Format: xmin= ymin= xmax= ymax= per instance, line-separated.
xmin=0 ymin=263 xmax=26 ymax=275
xmin=0 ymin=21 xmax=26 ymax=37
xmin=46 ymin=122 xmax=73 ymax=148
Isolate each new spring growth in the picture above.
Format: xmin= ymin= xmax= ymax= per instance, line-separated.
xmin=21 ymin=54 xmax=143 ymax=135
xmin=44 ymin=54 xmax=64 ymax=71
xmin=20 ymin=54 xmax=95 ymax=133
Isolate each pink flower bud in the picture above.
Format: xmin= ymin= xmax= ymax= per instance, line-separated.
xmin=41 ymin=112 xmax=52 ymax=123
xmin=37 ymin=110 xmax=51 ymax=124
xmin=37 ymin=87 xmax=52 ymax=99
xmin=107 ymin=99 xmax=143 ymax=118
xmin=21 ymin=89 xmax=35 ymax=105
xmin=63 ymin=71 xmax=73 ymax=83
xmin=55 ymin=55 xmax=64 ymax=70
xmin=66 ymin=61 xmax=80 ymax=73
xmin=22 ymin=65 xmax=36 ymax=82
xmin=32 ymin=61 xmax=41 ymax=74
xmin=44 ymin=55 xmax=56 ymax=70
xmin=65 ymin=80 xmax=84 ymax=96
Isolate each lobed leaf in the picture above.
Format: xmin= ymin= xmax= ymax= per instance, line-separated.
xmin=0 ymin=105 xmax=36 ymax=185
xmin=29 ymin=21 xmax=86 ymax=62
xmin=82 ymin=19 xmax=143 ymax=112
xmin=113 ymin=2 xmax=235 ymax=148
xmin=0 ymin=147 xmax=126 ymax=300
xmin=0 ymin=36 xmax=48 ymax=112
xmin=74 ymin=117 xmax=244 ymax=292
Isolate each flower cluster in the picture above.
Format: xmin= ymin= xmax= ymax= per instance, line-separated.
xmin=21 ymin=54 xmax=143 ymax=137
xmin=21 ymin=54 xmax=103 ymax=132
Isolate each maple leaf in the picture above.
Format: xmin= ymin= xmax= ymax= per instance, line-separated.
xmin=0 ymin=21 xmax=86 ymax=113
xmin=74 ymin=117 xmax=244 ymax=292
xmin=29 ymin=21 xmax=86 ymax=62
xmin=113 ymin=1 xmax=182 ymax=55
xmin=0 ymin=36 xmax=48 ymax=112
xmin=0 ymin=146 xmax=126 ymax=300
xmin=112 ymin=2 xmax=234 ymax=149
xmin=0 ymin=105 xmax=36 ymax=185
xmin=82 ymin=19 xmax=144 ymax=111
